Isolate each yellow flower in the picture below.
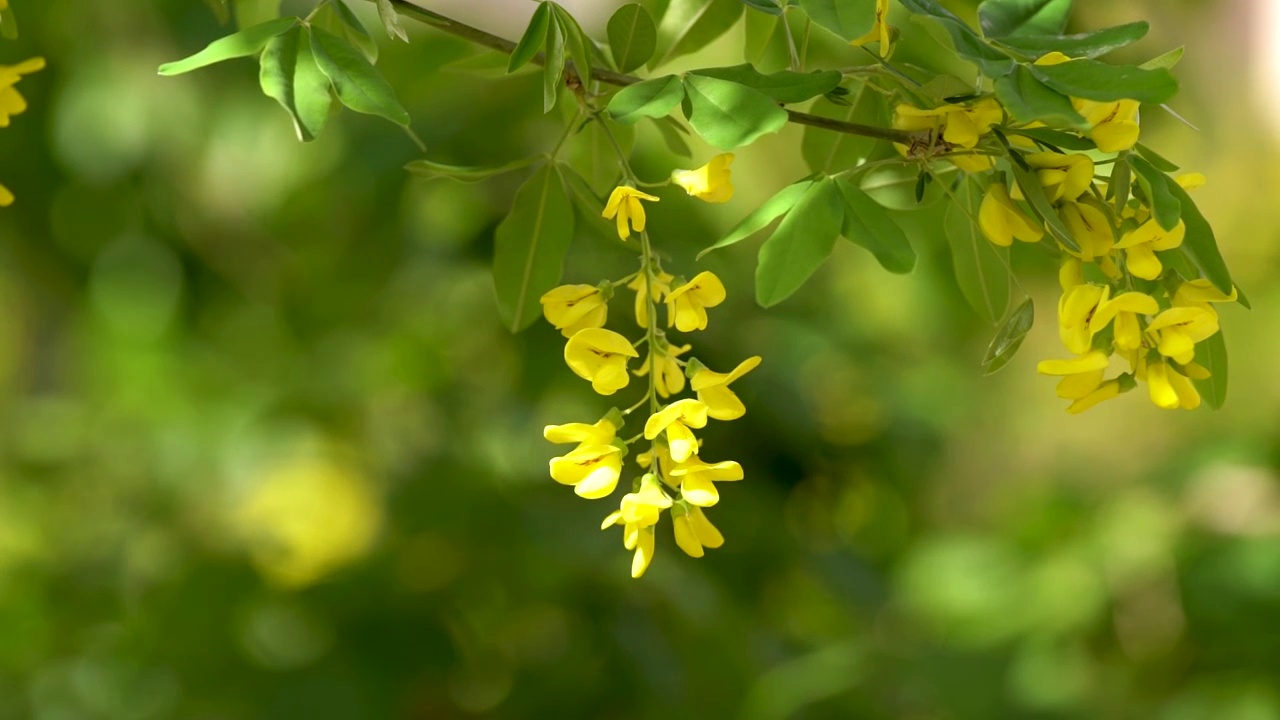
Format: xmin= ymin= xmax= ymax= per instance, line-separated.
xmin=549 ymin=443 xmax=624 ymax=499
xmin=1058 ymin=201 xmax=1115 ymax=262
xmin=602 ymin=185 xmax=659 ymax=241
xmin=602 ymin=473 xmax=672 ymax=578
xmin=670 ymin=456 xmax=742 ymax=507
xmin=978 ymin=182 xmax=1043 ymax=246
xmin=1036 ymin=351 xmax=1121 ymax=414
xmin=540 ymin=284 xmax=608 ymax=338
xmin=564 ymin=327 xmax=639 ymax=396
xmin=634 ymin=341 xmax=690 ymax=398
xmin=543 ymin=416 xmax=617 ymax=447
xmin=690 ymin=355 xmax=762 ymax=421
xmin=1146 ymin=360 xmax=1200 ymax=410
xmin=0 ymin=57 xmax=45 ymax=127
xmin=850 ymin=0 xmax=892 ymax=56
xmin=1067 ymin=379 xmax=1122 ymax=414
xmin=894 ymin=98 xmax=1002 ymax=150
xmin=1034 ymin=52 xmax=1140 ymax=153
xmin=1018 ymin=153 xmax=1094 ymax=204
xmin=1089 ymin=291 xmax=1158 ymax=352
xmin=1173 ymin=279 xmax=1237 ymax=311
xmin=0 ymin=182 xmax=13 ymax=207
xmin=1146 ymin=306 xmax=1219 ymax=364
xmin=1059 ymin=258 xmax=1084 ymax=291
xmin=672 ymin=153 xmax=734 ymax=203
xmin=1114 ymin=218 xmax=1185 ymax=280
xmin=673 ymin=503 xmax=725 ymax=558
xmin=1058 ymin=283 xmax=1108 ymax=354
xmin=643 ymin=398 xmax=709 ymax=463
xmin=628 ymin=269 xmax=674 ymax=327
xmin=665 ymin=271 xmax=726 ymax=332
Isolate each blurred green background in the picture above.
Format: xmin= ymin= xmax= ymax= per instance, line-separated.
xmin=2 ymin=0 xmax=1280 ymax=717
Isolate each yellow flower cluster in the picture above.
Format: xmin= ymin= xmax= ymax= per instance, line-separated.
xmin=541 ymin=156 xmax=760 ymax=578
xmin=0 ymin=41 xmax=44 ymax=206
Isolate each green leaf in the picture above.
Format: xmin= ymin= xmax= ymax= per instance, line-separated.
xmin=682 ymin=74 xmax=789 ymax=149
xmin=404 ymin=156 xmax=543 ymax=183
xmin=1109 ymin=153 xmax=1131 ymax=214
xmin=1030 ymin=59 xmax=1178 ymax=104
xmin=756 ymin=178 xmax=844 ymax=307
xmin=376 ymin=0 xmax=410 ymax=42
xmin=543 ymin=14 xmax=566 ymax=112
xmin=1166 ymin=180 xmax=1235 ymax=295
xmin=699 ymin=179 xmax=814 ymax=259
xmin=1003 ymin=127 xmax=1095 ymax=151
xmin=690 ymin=64 xmax=842 ymax=104
xmin=559 ymin=165 xmax=624 ymax=243
xmin=1134 ymin=143 xmax=1179 ymax=172
xmin=802 ymin=90 xmax=886 ymax=174
xmin=797 ymin=0 xmax=875 ymax=41
xmin=1128 ymin=155 xmax=1180 ymax=231
xmin=234 ymin=0 xmax=282 ymax=29
xmin=741 ymin=0 xmax=783 ymax=14
xmin=1009 ymin=159 xmax=1079 ymax=252
xmin=859 ymin=164 xmax=950 ymax=210
xmin=552 ymin=5 xmax=592 ymax=87
xmin=309 ymin=25 xmax=410 ymax=125
xmin=1192 ymin=330 xmax=1228 ymax=410
xmin=608 ymin=75 xmax=685 ymax=125
xmin=608 ymin=4 xmax=658 ymax=73
xmin=651 ymin=0 xmax=744 ymax=67
xmin=259 ymin=26 xmax=334 ymax=142
xmin=509 ymin=2 xmax=551 ymax=73
xmin=158 ymin=16 xmax=297 ymax=75
xmin=995 ymin=22 xmax=1148 ymax=60
xmin=982 ymin=298 xmax=1034 ymax=374
xmin=312 ymin=0 xmax=378 ymax=63
xmin=743 ymin=8 xmax=794 ymax=73
xmin=977 ymin=0 xmax=1072 ymax=38
xmin=564 ymin=118 xmax=635 ymax=194
xmin=0 ymin=3 xmax=18 ymax=40
xmin=896 ymin=0 xmax=1016 ymax=75
xmin=993 ymin=65 xmax=1086 ymax=128
xmin=1141 ymin=46 xmax=1184 ymax=71
xmin=494 ymin=164 xmax=575 ymax=332
xmin=837 ymin=180 xmax=916 ymax=274
xmin=945 ymin=179 xmax=1011 ymax=324
xmin=653 ymin=116 xmax=694 ymax=156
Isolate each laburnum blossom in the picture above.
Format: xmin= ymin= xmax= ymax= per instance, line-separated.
xmin=978 ymin=182 xmax=1043 ymax=246
xmin=690 ymin=356 xmax=762 ymax=420
xmin=544 ymin=416 xmax=617 ymax=446
xmin=849 ymin=0 xmax=892 ymax=56
xmin=643 ymin=398 xmax=708 ymax=463
xmin=665 ymin=271 xmax=726 ymax=332
xmin=1090 ymin=292 xmax=1159 ymax=352
xmin=1037 ymin=351 xmax=1122 ymax=414
xmin=672 ymin=503 xmax=724 ymax=558
xmin=1174 ymin=279 xmax=1237 ymax=311
xmin=548 ymin=444 xmax=624 ymax=499
xmin=564 ymin=327 xmax=639 ymax=395
xmin=1058 ymin=283 xmax=1109 ymax=354
xmin=540 ymin=284 xmax=607 ymax=338
xmin=1114 ymin=218 xmax=1185 ymax=280
xmin=893 ymin=98 xmax=1002 ymax=172
xmin=634 ymin=341 xmax=690 ymax=398
xmin=601 ymin=473 xmax=672 ymax=578
xmin=1015 ymin=152 xmax=1094 ymax=204
xmin=672 ymin=153 xmax=734 ymax=203
xmin=602 ymin=185 xmax=659 ymax=241
xmin=1147 ymin=306 xmax=1219 ymax=364
xmin=0 ymin=57 xmax=44 ymax=127
xmin=1145 ymin=360 xmax=1201 ymax=410
xmin=1058 ymin=200 xmax=1116 ymax=264
xmin=1035 ymin=52 xmax=1141 ymax=153
xmin=628 ymin=269 xmax=673 ymax=327
xmin=670 ymin=456 xmax=742 ymax=507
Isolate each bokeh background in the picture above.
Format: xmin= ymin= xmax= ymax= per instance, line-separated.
xmin=2 ymin=0 xmax=1280 ymax=717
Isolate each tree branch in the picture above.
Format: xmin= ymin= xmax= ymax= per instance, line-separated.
xmin=380 ymin=0 xmax=917 ymax=146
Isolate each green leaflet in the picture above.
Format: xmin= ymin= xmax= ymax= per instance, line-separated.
xmin=543 ymin=13 xmax=566 ymax=112
xmin=1008 ymin=159 xmax=1079 ymax=252
xmin=0 ymin=2 xmax=18 ymax=39
xmin=982 ymin=298 xmax=1034 ymax=375
xmin=756 ymin=178 xmax=844 ymax=307
xmin=308 ymin=25 xmax=409 ymax=126
xmin=699 ymin=179 xmax=814 ymax=259
xmin=995 ymin=22 xmax=1149 ymax=60
xmin=1030 ymin=59 xmax=1178 ymax=104
xmin=1192 ymin=330 xmax=1228 ymax=410
xmin=690 ymin=64 xmax=843 ymax=104
xmin=896 ymin=0 xmax=1016 ymax=75
xmin=559 ymin=165 xmax=626 ymax=243
xmin=1166 ymin=180 xmax=1236 ymax=296
xmin=977 ymin=0 xmax=1072 ymax=38
xmin=608 ymin=75 xmax=685 ymax=125
xmin=493 ymin=164 xmax=576 ymax=332
xmin=259 ymin=26 xmax=334 ymax=142
xmin=312 ymin=0 xmax=378 ymax=63
xmin=993 ymin=65 xmax=1086 ymax=128
xmin=1128 ymin=155 xmax=1181 ymax=231
xmin=797 ymin=0 xmax=876 ymax=41
xmin=376 ymin=0 xmax=410 ymax=42
xmin=158 ymin=16 xmax=297 ymax=75
xmin=836 ymin=180 xmax=916 ymax=274
xmin=509 ymin=2 xmax=551 ymax=73
xmin=404 ymin=156 xmax=543 ymax=183
xmin=681 ymin=74 xmax=789 ymax=150
xmin=608 ymin=4 xmax=658 ymax=73
xmin=1141 ymin=46 xmax=1184 ymax=71
xmin=651 ymin=0 xmax=744 ymax=68
xmin=945 ymin=178 xmax=1011 ymax=324
xmin=552 ymin=4 xmax=593 ymax=88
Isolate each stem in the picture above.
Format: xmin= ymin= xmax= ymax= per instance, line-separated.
xmin=375 ymin=0 xmax=920 ymax=145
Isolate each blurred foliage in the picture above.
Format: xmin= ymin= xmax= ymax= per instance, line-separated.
xmin=1 ymin=0 xmax=1279 ymax=718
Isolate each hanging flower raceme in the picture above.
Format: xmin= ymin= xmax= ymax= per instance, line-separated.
xmin=602 ymin=185 xmax=659 ymax=240
xmin=672 ymin=153 xmax=735 ymax=203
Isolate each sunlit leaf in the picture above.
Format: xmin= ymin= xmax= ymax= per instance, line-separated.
xmin=494 ymin=164 xmax=575 ymax=332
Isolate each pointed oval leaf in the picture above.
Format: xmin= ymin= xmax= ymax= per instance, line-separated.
xmin=896 ymin=0 xmax=1017 ymax=75
xmin=1192 ymin=330 xmax=1228 ymax=410
xmin=699 ymin=179 xmax=814 ymax=259
xmin=543 ymin=14 xmax=566 ymax=112
xmin=1030 ymin=59 xmax=1178 ymax=104
xmin=690 ymin=64 xmax=842 ymax=104
xmin=756 ymin=179 xmax=844 ymax=307
xmin=553 ymin=5 xmax=593 ymax=87
xmin=837 ymin=180 xmax=916 ymax=274
xmin=312 ymin=0 xmax=379 ymax=62
xmin=993 ymin=65 xmax=1085 ymax=128
xmin=945 ymin=179 xmax=1011 ymax=324
xmin=651 ymin=0 xmax=744 ymax=68
xmin=798 ymin=0 xmax=875 ymax=41
xmin=376 ymin=0 xmax=410 ymax=42
xmin=260 ymin=26 xmax=334 ymax=142
xmin=309 ymin=25 xmax=409 ymax=125
xmin=159 ymin=16 xmax=298 ymax=75
xmin=996 ymin=22 xmax=1149 ymax=60
xmin=1009 ymin=159 xmax=1079 ymax=252
xmin=1166 ymin=180 xmax=1235 ymax=296
xmin=982 ymin=298 xmax=1034 ymax=374
xmin=978 ymin=0 xmax=1072 ymax=38
xmin=1128 ymin=155 xmax=1180 ymax=231
xmin=608 ymin=75 xmax=685 ymax=125
xmin=682 ymin=74 xmax=789 ymax=149
xmin=494 ymin=164 xmax=576 ymax=332
xmin=608 ymin=4 xmax=658 ymax=73
xmin=509 ymin=2 xmax=552 ymax=73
